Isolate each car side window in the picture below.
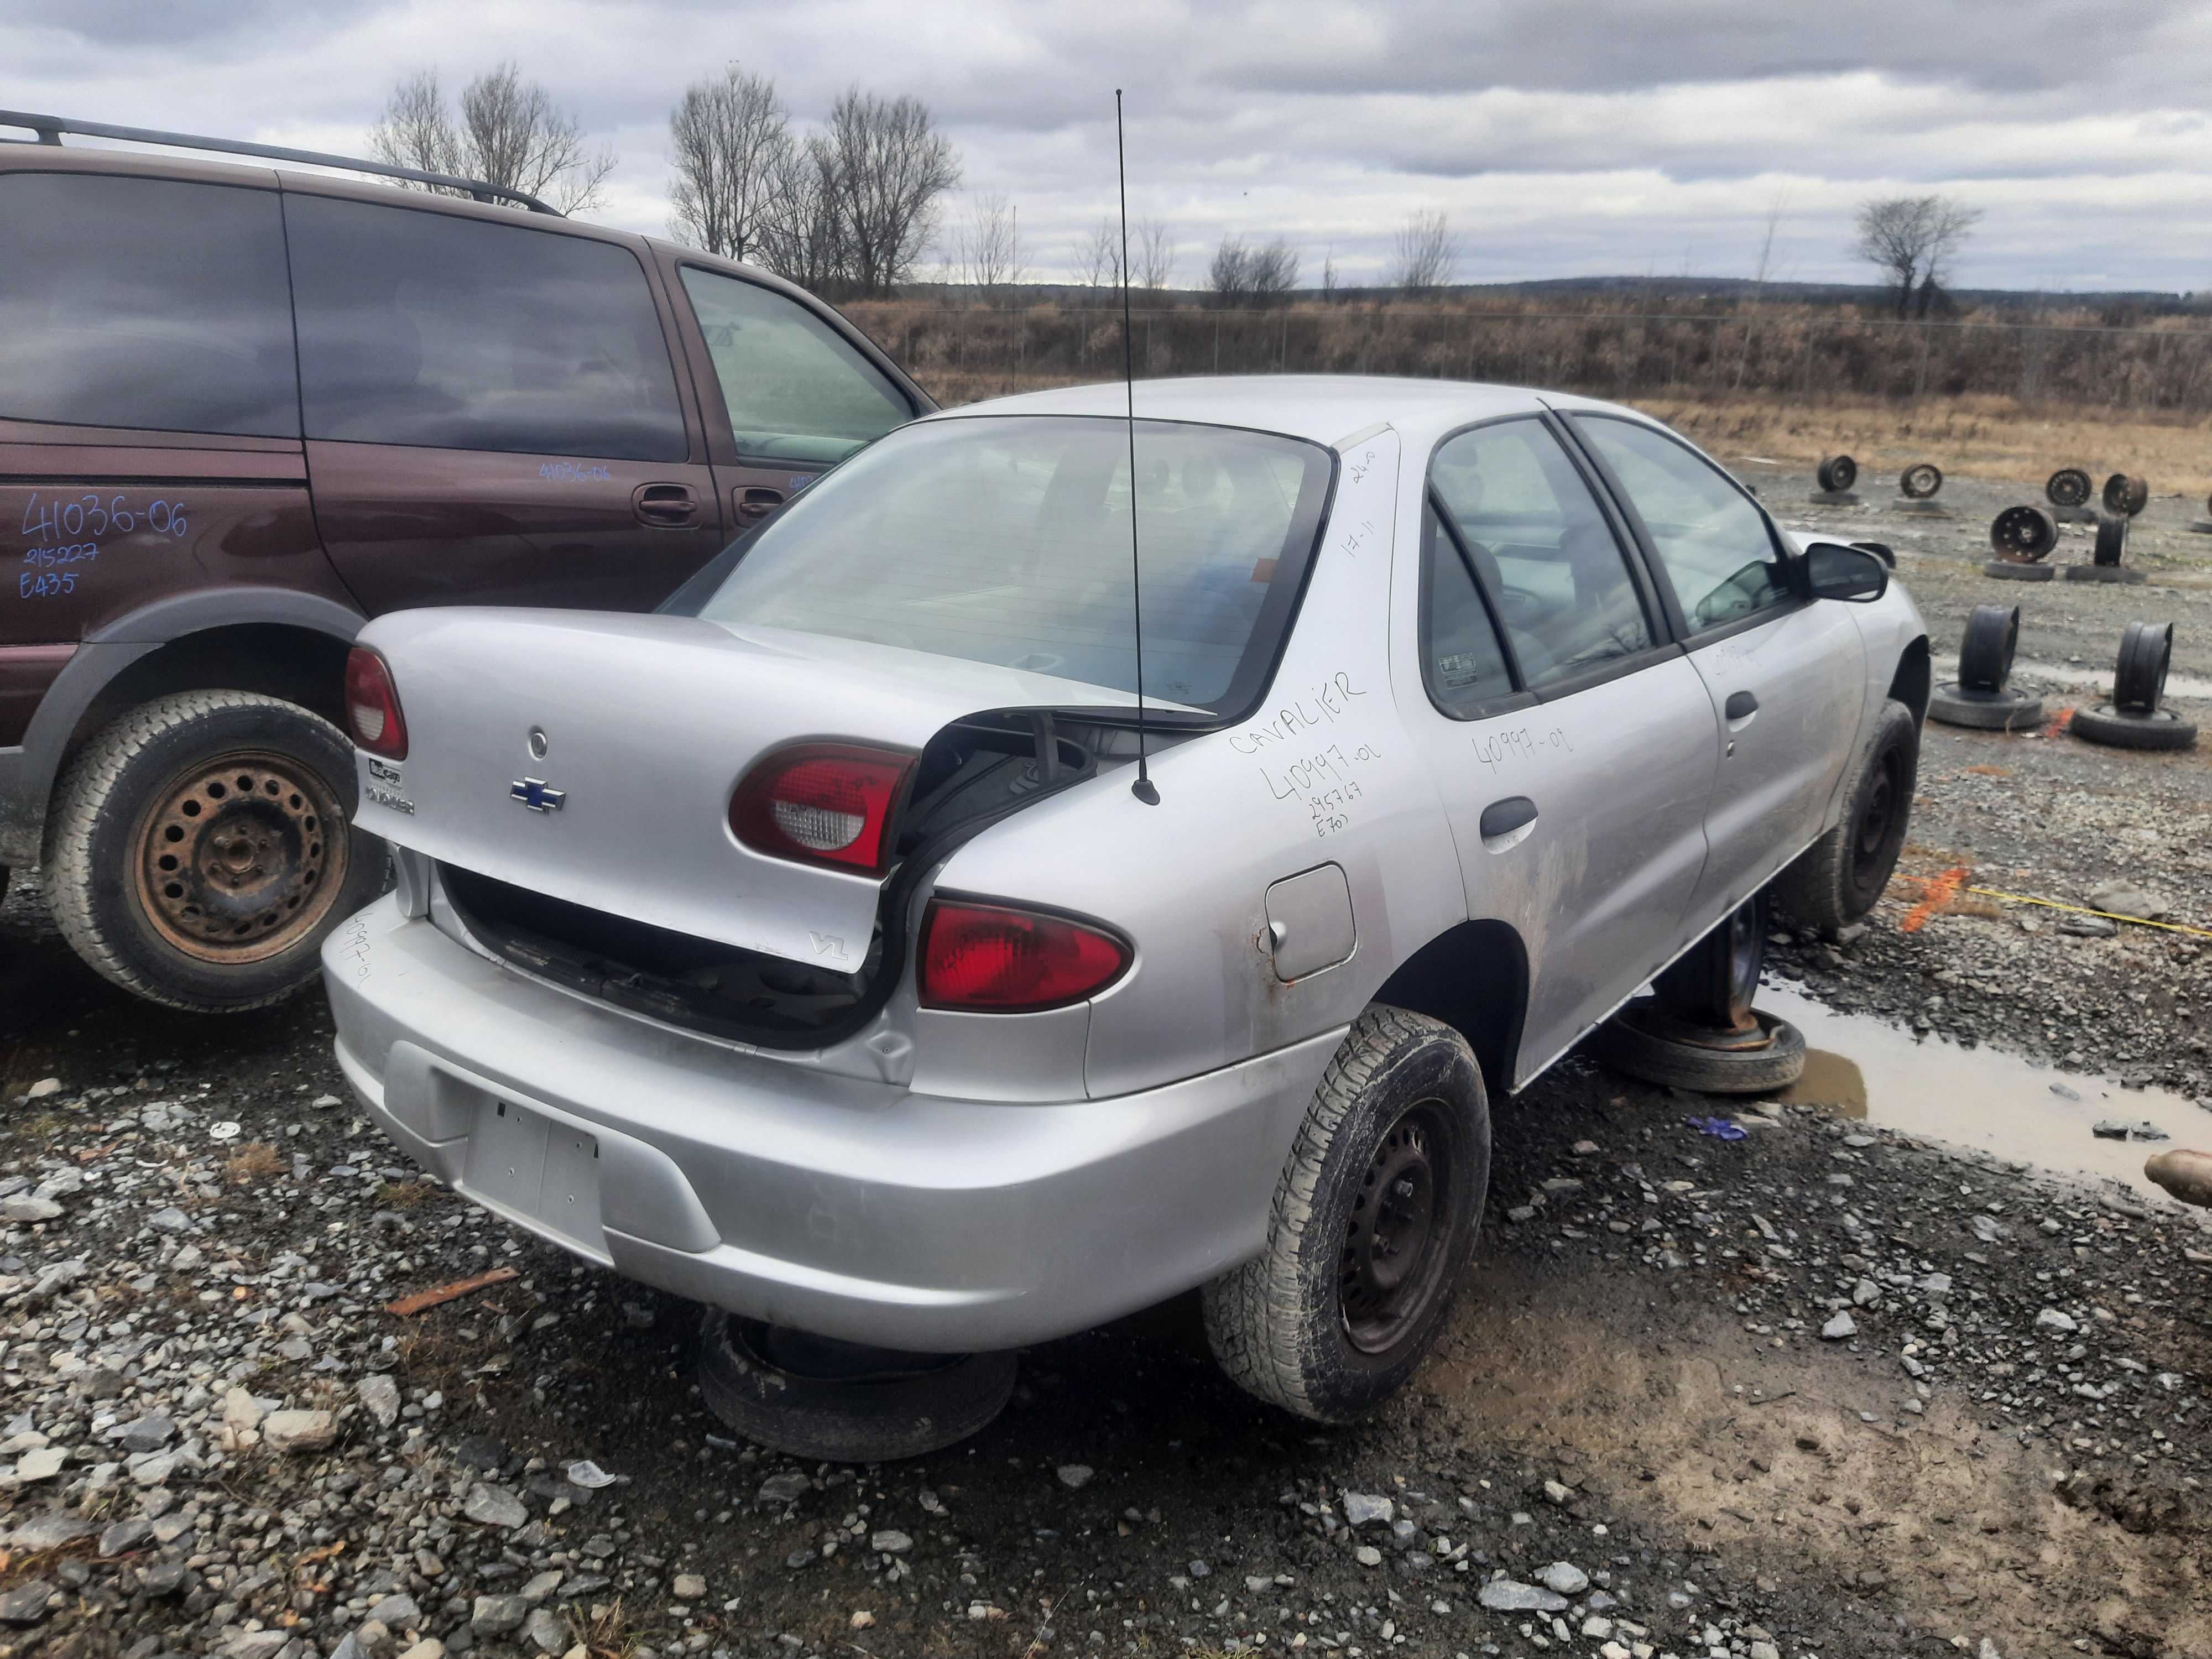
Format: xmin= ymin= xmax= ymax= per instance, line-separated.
xmin=0 ymin=173 xmax=298 ymax=437
xmin=679 ymin=267 xmax=914 ymax=467
xmin=1420 ymin=502 xmax=1516 ymax=717
xmin=1428 ymin=419 xmax=1653 ymax=690
xmin=1573 ymin=416 xmax=1794 ymax=632
xmin=286 ymin=195 xmax=687 ymax=462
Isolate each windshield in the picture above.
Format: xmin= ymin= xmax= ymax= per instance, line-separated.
xmin=677 ymin=415 xmax=1335 ymax=714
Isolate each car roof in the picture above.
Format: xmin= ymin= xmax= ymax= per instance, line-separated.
xmin=929 ymin=375 xmax=1634 ymax=451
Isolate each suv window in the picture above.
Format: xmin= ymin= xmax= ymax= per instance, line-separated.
xmin=1429 ymin=419 xmax=1652 ymax=690
xmin=287 ymin=195 xmax=686 ymax=461
xmin=1573 ymin=416 xmax=1794 ymax=632
xmin=679 ymin=267 xmax=912 ymax=466
xmin=0 ymin=173 xmax=297 ymax=437
xmin=1420 ymin=502 xmax=1515 ymax=717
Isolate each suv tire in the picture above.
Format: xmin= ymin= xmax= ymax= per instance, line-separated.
xmin=1203 ymin=1006 xmax=1489 ymax=1423
xmin=1774 ymin=698 xmax=1919 ymax=937
xmin=44 ymin=691 xmax=384 ymax=1011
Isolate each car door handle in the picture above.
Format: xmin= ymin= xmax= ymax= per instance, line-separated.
xmin=633 ymin=483 xmax=698 ymax=527
xmin=1479 ymin=796 xmax=1538 ymax=841
xmin=1724 ymin=690 xmax=1759 ymax=721
xmin=733 ymin=487 xmax=785 ymax=527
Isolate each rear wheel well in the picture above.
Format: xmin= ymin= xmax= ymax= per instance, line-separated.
xmin=64 ymin=625 xmax=353 ymax=768
xmin=1888 ymin=635 xmax=1931 ymax=724
xmin=1370 ymin=918 xmax=1528 ymax=1097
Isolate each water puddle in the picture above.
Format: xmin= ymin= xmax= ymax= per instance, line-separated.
xmin=1757 ymin=982 xmax=2202 ymax=1201
xmin=2011 ymin=658 xmax=2212 ymax=703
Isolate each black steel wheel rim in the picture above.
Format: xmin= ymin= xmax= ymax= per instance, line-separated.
xmin=1724 ymin=901 xmax=1763 ymax=1026
xmin=2047 ymin=468 xmax=2091 ymax=508
xmin=1853 ymin=747 xmax=1903 ymax=881
xmin=1340 ymin=1099 xmax=1457 ymax=1356
xmin=2114 ymin=621 xmax=2172 ymax=715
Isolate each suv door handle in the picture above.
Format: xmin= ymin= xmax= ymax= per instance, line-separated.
xmin=1479 ymin=796 xmax=1538 ymax=843
xmin=1724 ymin=690 xmax=1759 ymax=721
xmin=733 ymin=487 xmax=785 ymax=527
xmin=633 ymin=483 xmax=698 ymax=527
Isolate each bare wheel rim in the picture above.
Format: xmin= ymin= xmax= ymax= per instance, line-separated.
xmin=133 ymin=749 xmax=348 ymax=964
xmin=1340 ymin=1098 xmax=1457 ymax=1356
xmin=1724 ymin=900 xmax=1763 ymax=1026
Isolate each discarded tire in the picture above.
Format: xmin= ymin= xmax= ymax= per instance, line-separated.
xmin=1957 ymin=603 xmax=2019 ymax=691
xmin=696 ymin=1312 xmax=1016 ymax=1462
xmin=1983 ymin=561 xmax=2055 ymax=582
xmin=2069 ymin=705 xmax=2196 ymax=751
xmin=2092 ymin=515 xmax=2129 ymax=567
xmin=1928 ymin=684 xmax=2043 ymax=731
xmin=2046 ymin=467 xmax=2093 ymax=508
xmin=2114 ymin=619 xmax=2172 ymax=714
xmin=1588 ymin=1002 xmax=1807 ymax=1095
xmin=2103 ymin=472 xmax=2150 ymax=517
xmin=1899 ymin=463 xmax=1942 ymax=499
xmin=1817 ymin=455 xmax=1858 ymax=493
xmin=1990 ymin=504 xmax=2058 ymax=562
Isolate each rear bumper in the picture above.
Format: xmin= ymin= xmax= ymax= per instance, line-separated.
xmin=322 ymin=894 xmax=1336 ymax=1350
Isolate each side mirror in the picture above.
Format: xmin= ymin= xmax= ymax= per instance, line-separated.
xmin=1804 ymin=541 xmax=1888 ymax=603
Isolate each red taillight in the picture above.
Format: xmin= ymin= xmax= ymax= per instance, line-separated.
xmin=344 ymin=646 xmax=408 ymax=760
xmin=730 ymin=743 xmax=914 ymax=873
xmin=919 ymin=900 xmax=1131 ymax=1013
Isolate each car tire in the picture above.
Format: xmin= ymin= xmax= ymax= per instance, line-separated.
xmin=1203 ymin=1006 xmax=1489 ymax=1424
xmin=696 ymin=1312 xmax=1016 ymax=1462
xmin=43 ymin=691 xmax=385 ymax=1012
xmin=1588 ymin=1003 xmax=1807 ymax=1094
xmin=1773 ymin=698 xmax=1919 ymax=936
xmin=1928 ymin=683 xmax=2044 ymax=731
xmin=2068 ymin=703 xmax=2198 ymax=752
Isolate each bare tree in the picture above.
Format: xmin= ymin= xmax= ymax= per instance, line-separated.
xmin=1210 ymin=235 xmax=1298 ymax=307
xmin=369 ymin=64 xmax=614 ymax=214
xmin=1076 ymin=216 xmax=1124 ymax=289
xmin=1209 ymin=234 xmax=1253 ymax=305
xmin=1248 ymin=237 xmax=1298 ymax=305
xmin=955 ymin=191 xmax=1024 ymax=293
xmin=1854 ymin=194 xmax=1980 ymax=316
xmin=753 ymin=137 xmax=846 ymax=295
xmin=1750 ymin=187 xmax=1787 ymax=291
xmin=667 ymin=64 xmax=790 ymax=260
xmin=1391 ymin=209 xmax=1458 ymax=296
xmin=1321 ymin=248 xmax=1339 ymax=304
xmin=1134 ymin=216 xmax=1176 ymax=289
xmin=817 ymin=87 xmax=960 ymax=298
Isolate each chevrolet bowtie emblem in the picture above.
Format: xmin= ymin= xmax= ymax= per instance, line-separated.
xmin=510 ymin=778 xmax=566 ymax=813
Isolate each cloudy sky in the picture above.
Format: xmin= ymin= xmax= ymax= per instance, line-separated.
xmin=6 ymin=0 xmax=2211 ymax=293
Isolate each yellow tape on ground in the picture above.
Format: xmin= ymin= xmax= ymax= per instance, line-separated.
xmin=1965 ymin=885 xmax=2212 ymax=940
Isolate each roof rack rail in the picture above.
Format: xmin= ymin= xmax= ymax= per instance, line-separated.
xmin=0 ymin=109 xmax=562 ymax=216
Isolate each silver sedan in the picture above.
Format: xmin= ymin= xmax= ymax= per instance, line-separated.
xmin=325 ymin=377 xmax=1927 ymax=1422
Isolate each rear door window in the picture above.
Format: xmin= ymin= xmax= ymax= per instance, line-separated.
xmin=679 ymin=267 xmax=913 ymax=466
xmin=286 ymin=195 xmax=686 ymax=461
xmin=0 ymin=172 xmax=298 ymax=437
xmin=1420 ymin=502 xmax=1515 ymax=717
xmin=1572 ymin=416 xmax=1795 ymax=632
xmin=1428 ymin=419 xmax=1653 ymax=690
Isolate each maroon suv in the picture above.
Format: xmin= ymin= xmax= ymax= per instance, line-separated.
xmin=0 ymin=112 xmax=930 ymax=1011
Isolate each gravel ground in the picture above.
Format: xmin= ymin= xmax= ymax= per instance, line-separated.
xmin=5 ymin=471 xmax=2212 ymax=1659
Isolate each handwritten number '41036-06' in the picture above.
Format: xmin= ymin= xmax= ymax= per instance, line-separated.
xmin=19 ymin=492 xmax=188 ymax=546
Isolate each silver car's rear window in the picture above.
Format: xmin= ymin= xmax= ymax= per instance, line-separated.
xmin=676 ymin=415 xmax=1335 ymax=716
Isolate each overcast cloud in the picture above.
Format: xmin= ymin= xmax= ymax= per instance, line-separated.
xmin=3 ymin=0 xmax=2208 ymax=293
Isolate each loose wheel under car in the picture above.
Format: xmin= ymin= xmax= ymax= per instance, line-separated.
xmin=1203 ymin=1007 xmax=1490 ymax=1424
xmin=42 ymin=691 xmax=387 ymax=1011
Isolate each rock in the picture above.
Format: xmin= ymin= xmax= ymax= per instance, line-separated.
xmin=1478 ymin=1579 xmax=1569 ymax=1613
xmin=227 ymin=1633 xmax=288 ymax=1659
xmin=2091 ymin=1118 xmax=2168 ymax=1142
xmin=8 ymin=1514 xmax=92 ymax=1551
xmin=463 ymin=1484 xmax=529 ymax=1529
xmin=368 ymin=1593 xmax=422 ymax=1629
xmin=472 ymin=1594 xmax=529 ymax=1635
xmin=2057 ymin=916 xmax=2117 ymax=939
xmin=850 ymin=1611 xmax=875 ymax=1630
xmin=1055 ymin=1463 xmax=1094 ymax=1489
xmin=398 ymin=1644 xmax=444 ymax=1659
xmin=139 ymin=1561 xmax=187 ymax=1597
xmin=519 ymin=1571 xmax=562 ymax=1602
xmin=1 ymin=1195 xmax=63 ymax=1223
xmin=1821 ymin=1311 xmax=1858 ymax=1340
xmin=2087 ymin=879 xmax=2167 ymax=920
xmin=523 ymin=1608 xmax=566 ymax=1653
xmin=358 ymin=1374 xmax=402 ymax=1428
xmin=1851 ymin=1278 xmax=1881 ymax=1306
xmin=147 ymin=1207 xmax=192 ymax=1234
xmin=1750 ymin=1644 xmax=1782 ymax=1659
xmin=97 ymin=1518 xmax=153 ymax=1556
xmin=869 ymin=1532 xmax=911 ymax=1556
xmin=1342 ymin=1491 xmax=1394 ymax=1526
xmin=758 ymin=1470 xmax=811 ymax=1506
xmin=672 ymin=1571 xmax=708 ymax=1597
xmin=15 ymin=1446 xmax=64 ymax=1481
xmin=1542 ymin=1479 xmax=1573 ymax=1505
xmin=25 ymin=1077 xmax=60 ymax=1099
xmin=221 ymin=1387 xmax=265 ymax=1431
xmin=264 ymin=1408 xmax=335 ymax=1453
xmin=1969 ymin=1214 xmax=2008 ymax=1243
xmin=1354 ymin=1545 xmax=1383 ymax=1567
xmin=116 ymin=1414 xmax=176 ymax=1453
xmin=2036 ymin=1308 xmax=2079 ymax=1334
xmin=0 ymin=1581 xmax=55 ymax=1625
xmin=455 ymin=1434 xmax=509 ymax=1472
xmin=1539 ymin=1561 xmax=1590 ymax=1596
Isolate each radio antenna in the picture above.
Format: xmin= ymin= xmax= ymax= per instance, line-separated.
xmin=1117 ymin=88 xmax=1159 ymax=806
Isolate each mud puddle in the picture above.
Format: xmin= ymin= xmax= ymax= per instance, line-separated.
xmin=1759 ymin=981 xmax=2201 ymax=1201
xmin=2011 ymin=656 xmax=2212 ymax=702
